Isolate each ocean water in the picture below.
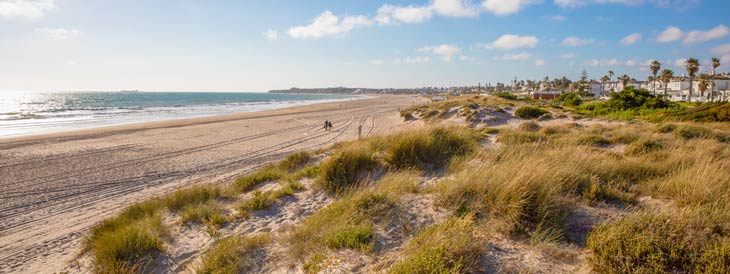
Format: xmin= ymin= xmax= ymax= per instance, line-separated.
xmin=0 ymin=92 xmax=359 ymax=138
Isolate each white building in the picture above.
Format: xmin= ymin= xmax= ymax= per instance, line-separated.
xmin=647 ymin=75 xmax=730 ymax=102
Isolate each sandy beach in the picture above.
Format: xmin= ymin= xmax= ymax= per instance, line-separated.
xmin=0 ymin=94 xmax=425 ymax=273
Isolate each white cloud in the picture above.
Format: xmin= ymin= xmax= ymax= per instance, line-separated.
xmin=673 ymin=58 xmax=686 ymax=67
xmin=683 ymin=25 xmax=730 ymax=45
xmin=555 ymin=0 xmax=645 ymax=8
xmin=375 ymin=4 xmax=433 ymax=24
xmin=498 ymin=52 xmax=531 ymax=61
xmin=482 ymin=0 xmax=539 ymax=16
xmin=624 ymin=59 xmax=638 ymax=67
xmin=656 ymin=26 xmax=682 ymax=42
xmin=535 ymin=59 xmax=546 ymax=66
xmin=418 ymin=44 xmax=462 ymax=61
xmin=484 ymin=34 xmax=539 ymax=50
xmin=432 ymin=0 xmax=480 ymax=17
xmin=619 ymin=33 xmax=642 ymax=45
xmin=562 ymin=36 xmax=594 ymax=46
xmin=376 ymin=0 xmax=480 ymax=25
xmin=711 ymin=44 xmax=730 ymax=55
xmin=263 ymin=29 xmax=278 ymax=41
xmin=369 ymin=59 xmax=385 ymax=65
xmin=589 ymin=58 xmax=619 ymax=67
xmin=560 ymin=53 xmax=577 ymax=58
xmin=288 ymin=11 xmax=372 ymax=39
xmin=547 ymin=15 xmax=566 ymax=22
xmin=395 ymin=56 xmax=432 ymax=64
xmin=709 ymin=46 xmax=730 ymax=65
xmin=35 ymin=27 xmax=82 ymax=40
xmin=0 ymin=0 xmax=54 ymax=19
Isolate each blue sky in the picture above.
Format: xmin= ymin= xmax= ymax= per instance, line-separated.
xmin=1 ymin=0 xmax=729 ymax=92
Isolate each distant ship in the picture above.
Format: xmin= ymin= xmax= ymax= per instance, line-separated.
xmin=119 ymin=90 xmax=140 ymax=93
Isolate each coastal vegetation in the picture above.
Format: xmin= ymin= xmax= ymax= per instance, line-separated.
xmin=81 ymin=90 xmax=730 ymax=273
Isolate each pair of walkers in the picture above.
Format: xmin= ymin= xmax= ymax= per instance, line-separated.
xmin=323 ymin=120 xmax=334 ymax=131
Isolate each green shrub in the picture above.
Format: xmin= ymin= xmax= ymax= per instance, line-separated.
xmin=515 ymin=106 xmax=549 ymax=119
xmin=493 ymin=92 xmax=518 ymax=100
xmin=557 ymin=93 xmax=583 ymax=107
xmin=318 ymin=148 xmax=377 ymax=193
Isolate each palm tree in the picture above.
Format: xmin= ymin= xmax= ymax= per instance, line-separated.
xmin=711 ymin=57 xmax=720 ymax=102
xmin=650 ymin=60 xmax=661 ymax=95
xmin=600 ymin=75 xmax=610 ymax=96
xmin=608 ymin=70 xmax=615 ymax=92
xmin=685 ymin=58 xmax=700 ymax=103
xmin=661 ymin=69 xmax=673 ymax=97
xmin=698 ymin=74 xmax=711 ymax=101
xmin=619 ymin=74 xmax=630 ymax=88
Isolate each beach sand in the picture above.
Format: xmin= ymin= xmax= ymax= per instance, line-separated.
xmin=0 ymin=94 xmax=426 ymax=274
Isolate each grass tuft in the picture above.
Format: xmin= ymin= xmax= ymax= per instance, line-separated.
xmin=197 ymin=234 xmax=270 ymax=274
xmin=389 ymin=217 xmax=483 ymax=274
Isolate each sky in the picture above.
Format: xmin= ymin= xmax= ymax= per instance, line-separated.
xmin=1 ymin=0 xmax=729 ymax=92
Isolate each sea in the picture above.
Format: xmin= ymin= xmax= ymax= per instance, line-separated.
xmin=0 ymin=92 xmax=360 ymax=138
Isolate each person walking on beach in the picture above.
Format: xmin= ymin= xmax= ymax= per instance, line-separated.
xmin=324 ymin=120 xmax=330 ymax=131
xmin=358 ymin=124 xmax=363 ymax=139
xmin=327 ymin=121 xmax=333 ymax=131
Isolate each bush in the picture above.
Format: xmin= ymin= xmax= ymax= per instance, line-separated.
xmin=493 ymin=92 xmax=518 ymax=100
xmin=515 ymin=106 xmax=549 ymax=119
xmin=387 ymin=127 xmax=476 ymax=170
xmin=605 ymin=87 xmax=671 ymax=110
xmin=556 ymin=93 xmax=583 ymax=107
xmin=664 ymin=102 xmax=730 ymax=122
xmin=318 ymin=148 xmax=377 ymax=193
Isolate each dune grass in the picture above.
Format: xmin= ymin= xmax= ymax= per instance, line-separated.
xmin=386 ymin=127 xmax=477 ymax=170
xmin=388 ymin=216 xmax=483 ymax=274
xmin=289 ymin=171 xmax=419 ymax=262
xmin=588 ymin=207 xmax=730 ymax=273
xmin=84 ymin=201 xmax=167 ymax=273
xmin=231 ymin=166 xmax=284 ymax=194
xmin=197 ymin=234 xmax=271 ymax=274
xmin=317 ymin=146 xmax=377 ymax=193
